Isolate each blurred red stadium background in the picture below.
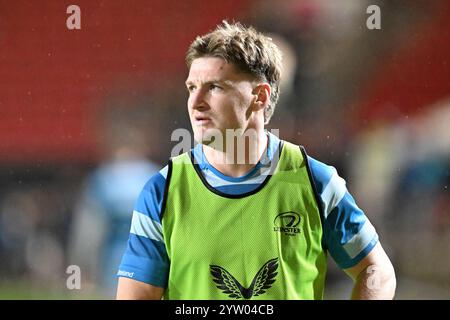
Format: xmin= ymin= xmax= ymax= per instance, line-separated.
xmin=1 ymin=1 xmax=449 ymax=165
xmin=0 ymin=0 xmax=251 ymax=165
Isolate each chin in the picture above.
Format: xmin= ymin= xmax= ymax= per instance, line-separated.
xmin=194 ymin=132 xmax=212 ymax=145
xmin=194 ymin=128 xmax=222 ymax=147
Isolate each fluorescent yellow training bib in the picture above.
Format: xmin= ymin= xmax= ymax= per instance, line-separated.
xmin=162 ymin=141 xmax=327 ymax=300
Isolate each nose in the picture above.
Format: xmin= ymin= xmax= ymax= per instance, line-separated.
xmin=189 ymin=88 xmax=209 ymax=111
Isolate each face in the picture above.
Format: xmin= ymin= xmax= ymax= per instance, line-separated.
xmin=186 ymin=57 xmax=257 ymax=146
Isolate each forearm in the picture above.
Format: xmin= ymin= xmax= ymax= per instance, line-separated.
xmin=351 ymin=264 xmax=396 ymax=300
xmin=116 ymin=277 xmax=165 ymax=300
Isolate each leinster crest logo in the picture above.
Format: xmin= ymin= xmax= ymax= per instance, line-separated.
xmin=209 ymin=258 xmax=279 ymax=299
xmin=273 ymin=211 xmax=301 ymax=236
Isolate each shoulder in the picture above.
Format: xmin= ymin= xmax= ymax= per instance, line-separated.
xmin=306 ymin=155 xmax=339 ymax=194
xmin=134 ymin=165 xmax=169 ymax=223
xmin=142 ymin=165 xmax=169 ymax=192
xmin=304 ymin=155 xmax=348 ymax=216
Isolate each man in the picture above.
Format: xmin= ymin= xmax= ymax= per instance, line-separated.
xmin=116 ymin=21 xmax=396 ymax=300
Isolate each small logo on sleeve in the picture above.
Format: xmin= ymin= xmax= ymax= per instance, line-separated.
xmin=117 ymin=270 xmax=134 ymax=278
xmin=273 ymin=212 xmax=301 ymax=236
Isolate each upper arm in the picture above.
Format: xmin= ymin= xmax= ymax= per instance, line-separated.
xmin=307 ymin=156 xmax=379 ymax=269
xmin=116 ymin=168 xmax=170 ymax=290
xmin=343 ymin=241 xmax=393 ymax=280
xmin=343 ymin=241 xmax=396 ymax=300
xmin=116 ymin=277 xmax=165 ymax=300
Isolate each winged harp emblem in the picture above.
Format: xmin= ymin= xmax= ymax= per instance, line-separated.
xmin=209 ymin=258 xmax=279 ymax=299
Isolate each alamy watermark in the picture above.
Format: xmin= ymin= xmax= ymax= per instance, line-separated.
xmin=66 ymin=265 xmax=81 ymax=290
xmin=365 ymin=265 xmax=381 ymax=290
xmin=171 ymin=128 xmax=280 ymax=166
xmin=366 ymin=5 xmax=381 ymax=30
xmin=64 ymin=5 xmax=380 ymax=31
xmin=66 ymin=5 xmax=81 ymax=30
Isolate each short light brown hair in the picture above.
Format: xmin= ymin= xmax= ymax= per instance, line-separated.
xmin=186 ymin=21 xmax=283 ymax=124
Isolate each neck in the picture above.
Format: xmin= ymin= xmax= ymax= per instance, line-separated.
xmin=202 ymin=129 xmax=268 ymax=178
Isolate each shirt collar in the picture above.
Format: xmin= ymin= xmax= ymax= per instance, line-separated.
xmin=192 ymin=130 xmax=281 ymax=170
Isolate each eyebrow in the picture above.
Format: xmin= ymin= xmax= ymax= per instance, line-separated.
xmin=185 ymin=79 xmax=233 ymax=87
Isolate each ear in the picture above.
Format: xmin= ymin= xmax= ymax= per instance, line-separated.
xmin=251 ymin=83 xmax=271 ymax=112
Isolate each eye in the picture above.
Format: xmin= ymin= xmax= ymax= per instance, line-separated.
xmin=187 ymin=85 xmax=196 ymax=93
xmin=209 ymin=84 xmax=222 ymax=91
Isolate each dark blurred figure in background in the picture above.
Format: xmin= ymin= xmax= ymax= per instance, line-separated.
xmin=349 ymin=98 xmax=450 ymax=298
xmin=67 ymin=102 xmax=160 ymax=297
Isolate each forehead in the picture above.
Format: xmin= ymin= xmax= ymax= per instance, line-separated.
xmin=186 ymin=57 xmax=251 ymax=83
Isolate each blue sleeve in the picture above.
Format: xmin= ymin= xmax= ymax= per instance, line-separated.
xmin=117 ymin=166 xmax=170 ymax=288
xmin=308 ymin=156 xmax=379 ymax=269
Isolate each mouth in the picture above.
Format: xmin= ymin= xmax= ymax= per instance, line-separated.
xmin=194 ymin=115 xmax=212 ymax=125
